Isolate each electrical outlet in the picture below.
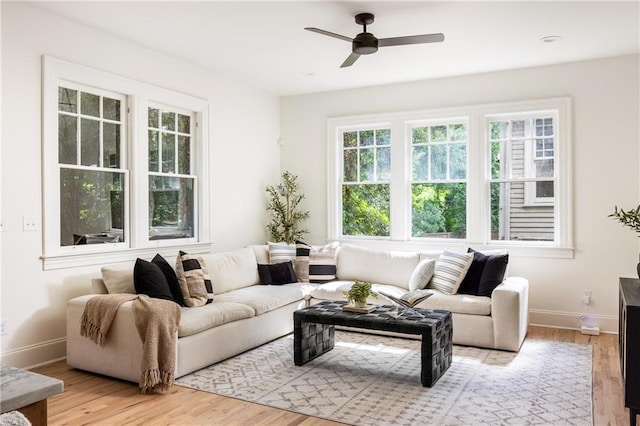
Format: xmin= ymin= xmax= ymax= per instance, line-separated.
xmin=23 ymin=216 xmax=39 ymax=232
xmin=0 ymin=220 xmax=4 ymax=232
xmin=582 ymin=289 xmax=591 ymax=305
xmin=1 ymin=319 xmax=7 ymax=336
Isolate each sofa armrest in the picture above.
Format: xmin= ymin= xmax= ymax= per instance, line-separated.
xmin=491 ymin=277 xmax=529 ymax=351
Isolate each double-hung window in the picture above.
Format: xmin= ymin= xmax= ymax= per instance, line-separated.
xmin=328 ymin=98 xmax=572 ymax=256
xmin=43 ymin=57 xmax=210 ymax=269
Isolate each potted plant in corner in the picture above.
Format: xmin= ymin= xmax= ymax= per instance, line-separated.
xmin=609 ymin=204 xmax=640 ymax=278
xmin=266 ymin=171 xmax=310 ymax=243
xmin=343 ymin=280 xmax=378 ymax=308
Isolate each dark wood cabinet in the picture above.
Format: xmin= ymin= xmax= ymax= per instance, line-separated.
xmin=620 ymin=278 xmax=640 ymax=426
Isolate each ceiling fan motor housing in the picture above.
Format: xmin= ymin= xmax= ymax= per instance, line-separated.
xmin=353 ymin=32 xmax=378 ymax=54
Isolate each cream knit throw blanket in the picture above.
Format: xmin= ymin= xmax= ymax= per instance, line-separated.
xmin=80 ymin=294 xmax=182 ymax=393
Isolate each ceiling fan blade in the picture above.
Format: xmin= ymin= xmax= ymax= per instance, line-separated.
xmin=340 ymin=52 xmax=360 ymax=68
xmin=304 ymin=27 xmax=353 ymax=43
xmin=378 ymin=33 xmax=445 ymax=47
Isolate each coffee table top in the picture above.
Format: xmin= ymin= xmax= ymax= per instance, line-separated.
xmin=294 ymin=300 xmax=451 ymax=335
xmin=0 ymin=365 xmax=64 ymax=413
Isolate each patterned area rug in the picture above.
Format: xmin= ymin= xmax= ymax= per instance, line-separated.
xmin=176 ymin=331 xmax=593 ymax=425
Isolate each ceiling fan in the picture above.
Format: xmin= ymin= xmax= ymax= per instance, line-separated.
xmin=305 ymin=13 xmax=445 ymax=68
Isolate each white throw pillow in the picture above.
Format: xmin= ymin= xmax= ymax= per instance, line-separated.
xmin=429 ymin=250 xmax=474 ymax=295
xmin=408 ymin=259 xmax=436 ymax=291
xmin=100 ymin=263 xmax=135 ymax=293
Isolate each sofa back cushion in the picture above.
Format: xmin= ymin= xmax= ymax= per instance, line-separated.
xmin=336 ymin=244 xmax=419 ymax=290
xmin=202 ymin=247 xmax=260 ymax=294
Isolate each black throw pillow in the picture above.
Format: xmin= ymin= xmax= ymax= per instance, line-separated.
xmin=152 ymin=254 xmax=185 ymax=306
xmin=457 ymin=248 xmax=488 ymax=295
xmin=258 ymin=261 xmax=297 ymax=285
xmin=477 ymin=253 xmax=509 ymax=297
xmin=134 ymin=258 xmax=175 ymax=302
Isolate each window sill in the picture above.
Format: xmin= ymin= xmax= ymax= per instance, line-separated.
xmin=333 ymin=238 xmax=574 ymax=259
xmin=41 ymin=241 xmax=214 ymax=270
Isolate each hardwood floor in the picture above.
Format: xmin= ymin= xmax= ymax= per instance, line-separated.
xmin=30 ymin=326 xmax=629 ymax=425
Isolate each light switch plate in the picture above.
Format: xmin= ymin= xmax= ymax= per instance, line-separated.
xmin=23 ymin=216 xmax=39 ymax=231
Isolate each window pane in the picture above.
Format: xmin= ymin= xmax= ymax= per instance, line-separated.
xmin=148 ymin=108 xmax=159 ymax=128
xmin=376 ymin=147 xmax=390 ymax=181
xmin=450 ymin=144 xmax=466 ymax=179
xmin=343 ymin=149 xmax=357 ymax=182
xmin=411 ymin=183 xmax=466 ymax=239
xmin=342 ymin=184 xmax=390 ymax=237
xmin=412 ymin=146 xmax=427 ymax=180
xmin=149 ymin=176 xmax=194 ymax=240
xmin=360 ymin=130 xmax=374 ymax=146
xmin=60 ymin=168 xmax=125 ymax=246
xmin=343 ymin=131 xmax=357 ymax=148
xmin=430 ymin=144 xmax=447 ymax=180
xmin=450 ymin=124 xmax=466 ymax=141
xmin=178 ymin=135 xmax=190 ymax=174
xmin=430 ymin=125 xmax=447 ymax=142
xmin=535 ymin=159 xmax=554 ymax=177
xmin=536 ymin=181 xmax=554 ymax=198
xmin=490 ymin=182 xmax=554 ymax=241
xmin=103 ymin=97 xmax=120 ymax=121
xmin=412 ymin=127 xmax=427 ymax=144
xmin=103 ymin=122 xmax=120 ymax=168
xmin=80 ymin=118 xmax=100 ymax=167
xmin=376 ymin=129 xmax=390 ymax=145
xmin=58 ymin=114 xmax=77 ymax=165
xmin=81 ymin=92 xmax=100 ymax=117
xmin=178 ymin=114 xmax=190 ymax=133
xmin=58 ymin=87 xmax=77 ymax=113
xmin=511 ymin=120 xmax=526 ymax=138
xmin=162 ymin=111 xmax=175 ymax=131
xmin=149 ymin=130 xmax=159 ymax=172
xmin=162 ymin=133 xmax=175 ymax=173
xmin=490 ymin=142 xmax=501 ymax=179
xmin=490 ymin=121 xmax=509 ymax=140
xmin=359 ymin=148 xmax=374 ymax=181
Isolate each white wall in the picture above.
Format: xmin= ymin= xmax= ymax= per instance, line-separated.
xmin=0 ymin=2 xmax=281 ymax=367
xmin=280 ymin=54 xmax=640 ymax=333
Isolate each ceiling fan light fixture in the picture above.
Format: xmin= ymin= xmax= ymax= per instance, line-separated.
xmin=353 ymin=32 xmax=379 ymax=55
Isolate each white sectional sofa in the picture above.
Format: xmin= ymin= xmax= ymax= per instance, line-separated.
xmin=66 ymin=243 xmax=529 ymax=383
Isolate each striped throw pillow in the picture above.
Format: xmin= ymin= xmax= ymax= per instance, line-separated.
xmin=429 ymin=250 xmax=474 ymax=295
xmin=268 ymin=242 xmax=296 ymax=264
xmin=309 ymin=242 xmax=339 ymax=283
xmin=175 ymin=251 xmax=214 ymax=307
xmin=293 ymin=240 xmax=312 ymax=282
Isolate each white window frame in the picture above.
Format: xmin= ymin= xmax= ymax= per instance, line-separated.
xmin=42 ymin=56 xmax=211 ymax=269
xmin=327 ymin=97 xmax=573 ymax=258
xmin=523 ymin=116 xmax=556 ymax=206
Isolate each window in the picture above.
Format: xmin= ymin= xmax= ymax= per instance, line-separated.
xmin=57 ymin=85 xmax=127 ymax=247
xmin=328 ymin=98 xmax=572 ymax=256
xmin=148 ymin=106 xmax=195 ymax=241
xmin=341 ymin=128 xmax=391 ymax=237
xmin=42 ymin=57 xmax=210 ymax=269
xmin=410 ymin=121 xmax=467 ymax=239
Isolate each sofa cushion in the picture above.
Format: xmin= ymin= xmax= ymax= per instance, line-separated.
xmin=175 ymin=251 xmax=214 ymax=307
xmin=178 ymin=302 xmax=255 ymax=338
xmin=429 ymin=250 xmax=473 ymax=295
xmin=408 ymin=259 xmax=436 ymax=291
xmin=202 ymin=247 xmax=260 ymax=294
xmin=337 ymin=244 xmax=419 ymax=290
xmin=309 ymin=242 xmax=339 ymax=283
xmin=214 ymin=284 xmax=305 ymax=315
xmin=249 ymin=245 xmax=270 ymax=264
xmin=258 ymin=261 xmax=297 ymax=285
xmin=268 ymin=242 xmax=296 ymax=264
xmin=152 ymin=254 xmax=185 ymax=306
xmin=101 ymin=263 xmax=135 ymax=294
xmin=418 ymin=290 xmax=492 ymax=316
xmin=133 ymin=258 xmax=175 ymax=302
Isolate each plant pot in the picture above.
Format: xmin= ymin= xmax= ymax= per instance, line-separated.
xmin=354 ymin=300 xmax=368 ymax=308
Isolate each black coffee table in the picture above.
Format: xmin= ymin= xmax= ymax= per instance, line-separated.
xmin=293 ymin=300 xmax=452 ymax=387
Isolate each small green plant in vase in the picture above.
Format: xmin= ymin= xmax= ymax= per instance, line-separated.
xmin=343 ymin=280 xmax=378 ymax=308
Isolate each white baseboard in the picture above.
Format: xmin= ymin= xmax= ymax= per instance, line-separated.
xmin=0 ymin=337 xmax=66 ymax=369
xmin=529 ymin=309 xmax=618 ymax=334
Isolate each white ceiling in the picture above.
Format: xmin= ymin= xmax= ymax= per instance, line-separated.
xmin=32 ymin=1 xmax=640 ymax=96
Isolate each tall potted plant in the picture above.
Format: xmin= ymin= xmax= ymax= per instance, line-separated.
xmin=266 ymin=171 xmax=310 ymax=244
xmin=609 ymin=205 xmax=640 ymax=278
